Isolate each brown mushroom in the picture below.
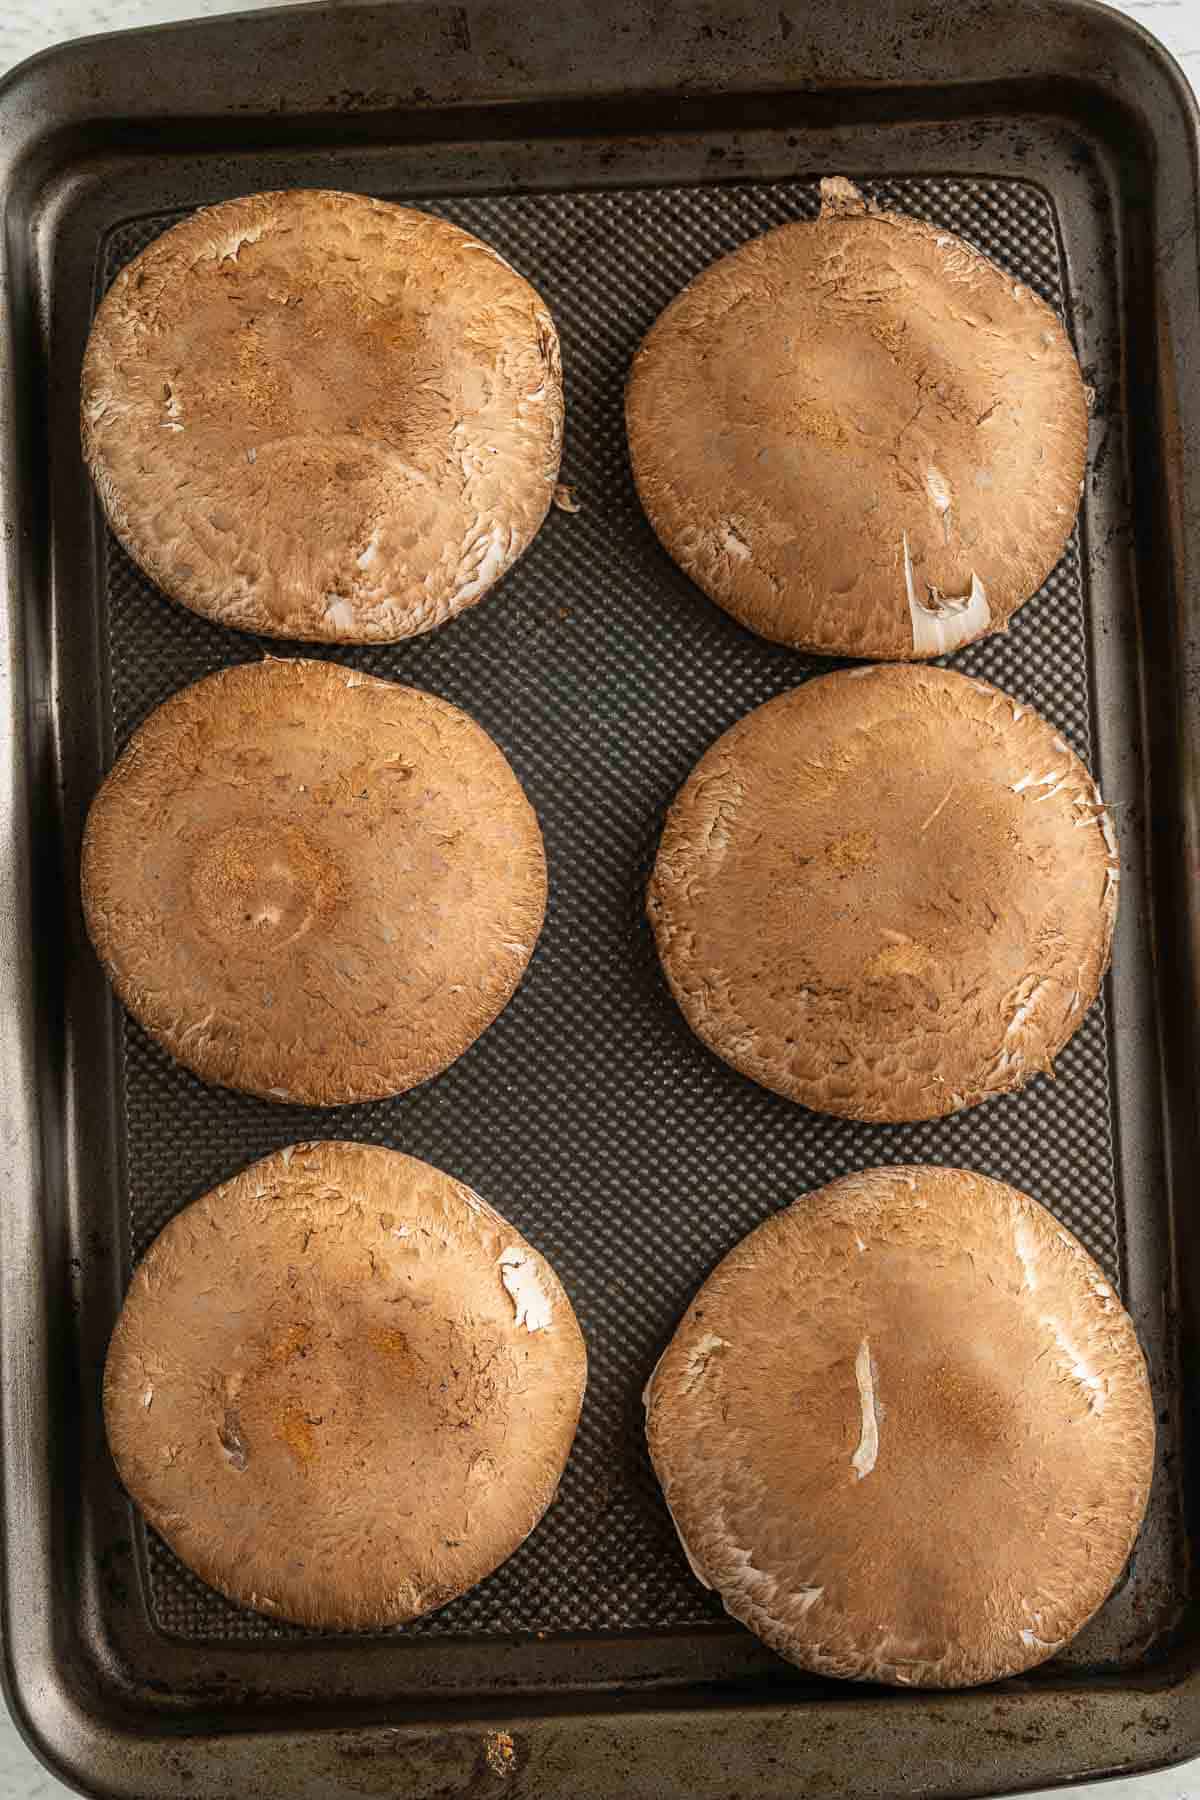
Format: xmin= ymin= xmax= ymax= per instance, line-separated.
xmin=645 ymin=1164 xmax=1154 ymax=1688
xmin=81 ymin=189 xmax=563 ymax=642
xmin=81 ymin=657 xmax=547 ymax=1105
xmin=648 ymin=664 xmax=1118 ymax=1122
xmin=104 ymin=1141 xmax=587 ymax=1630
xmin=626 ymin=178 xmax=1087 ymax=659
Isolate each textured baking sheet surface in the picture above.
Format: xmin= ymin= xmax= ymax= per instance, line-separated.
xmin=100 ymin=176 xmax=1118 ymax=1647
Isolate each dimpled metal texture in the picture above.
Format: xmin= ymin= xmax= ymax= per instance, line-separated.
xmin=100 ymin=178 xmax=1118 ymax=1647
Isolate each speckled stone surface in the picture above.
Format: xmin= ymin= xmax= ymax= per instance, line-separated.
xmin=2 ymin=2 xmax=1199 ymax=1797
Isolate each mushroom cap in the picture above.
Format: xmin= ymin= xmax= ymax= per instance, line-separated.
xmin=645 ymin=1164 xmax=1154 ymax=1689
xmin=626 ymin=181 xmax=1087 ymax=659
xmin=647 ymin=664 xmax=1118 ymax=1123
xmin=81 ymin=657 xmax=546 ymax=1105
xmin=81 ymin=189 xmax=563 ymax=643
xmin=104 ymin=1141 xmax=587 ymax=1630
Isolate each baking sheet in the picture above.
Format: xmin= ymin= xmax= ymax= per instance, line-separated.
xmin=2 ymin=3 xmax=1197 ymax=1791
xmin=106 ymin=177 xmax=1128 ymax=1652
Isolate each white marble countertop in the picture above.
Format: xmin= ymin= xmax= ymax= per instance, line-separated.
xmin=1 ymin=1 xmax=1198 ymax=1796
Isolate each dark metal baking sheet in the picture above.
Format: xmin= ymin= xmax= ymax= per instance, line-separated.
xmin=0 ymin=2 xmax=1198 ymax=1796
xmin=109 ymin=175 xmax=1123 ymax=1652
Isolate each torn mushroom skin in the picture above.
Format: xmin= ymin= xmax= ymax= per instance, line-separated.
xmin=81 ymin=657 xmax=547 ymax=1106
xmin=648 ymin=663 xmax=1118 ymax=1124
xmin=81 ymin=190 xmax=563 ymax=643
xmin=103 ymin=1142 xmax=587 ymax=1631
xmin=645 ymin=1165 xmax=1155 ymax=1688
xmin=626 ymin=177 xmax=1087 ymax=659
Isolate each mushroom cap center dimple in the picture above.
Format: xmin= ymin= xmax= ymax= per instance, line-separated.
xmin=189 ymin=821 xmax=341 ymax=950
